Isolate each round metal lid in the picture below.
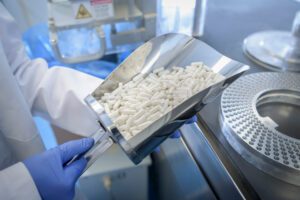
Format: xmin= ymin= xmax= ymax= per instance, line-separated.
xmin=220 ymin=72 xmax=300 ymax=185
xmin=243 ymin=31 xmax=300 ymax=72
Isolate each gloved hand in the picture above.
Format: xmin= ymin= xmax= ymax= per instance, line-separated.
xmin=23 ymin=138 xmax=94 ymax=200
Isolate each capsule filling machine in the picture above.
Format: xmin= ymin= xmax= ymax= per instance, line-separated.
xmin=48 ymin=0 xmax=157 ymax=63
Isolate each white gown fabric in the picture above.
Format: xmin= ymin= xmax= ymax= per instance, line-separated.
xmin=0 ymin=3 xmax=102 ymax=199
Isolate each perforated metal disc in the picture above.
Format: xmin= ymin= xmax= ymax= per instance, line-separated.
xmin=220 ymin=72 xmax=300 ymax=185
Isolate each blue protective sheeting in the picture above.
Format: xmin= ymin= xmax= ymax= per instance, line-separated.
xmin=22 ymin=23 xmax=118 ymax=79
xmin=23 ymin=23 xmax=55 ymax=62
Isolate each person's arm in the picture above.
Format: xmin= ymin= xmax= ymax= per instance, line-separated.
xmin=0 ymin=163 xmax=41 ymax=200
xmin=0 ymin=3 xmax=102 ymax=136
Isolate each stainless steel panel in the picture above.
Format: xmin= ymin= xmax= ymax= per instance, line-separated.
xmin=180 ymin=123 xmax=247 ymax=200
xmin=153 ymin=138 xmax=217 ymax=200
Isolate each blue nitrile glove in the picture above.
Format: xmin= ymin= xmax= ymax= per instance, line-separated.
xmin=23 ymin=138 xmax=94 ymax=200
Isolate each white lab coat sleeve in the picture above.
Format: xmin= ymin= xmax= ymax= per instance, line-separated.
xmin=0 ymin=3 xmax=103 ymax=137
xmin=0 ymin=162 xmax=41 ymax=200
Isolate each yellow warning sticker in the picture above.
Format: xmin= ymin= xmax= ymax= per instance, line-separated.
xmin=75 ymin=4 xmax=93 ymax=19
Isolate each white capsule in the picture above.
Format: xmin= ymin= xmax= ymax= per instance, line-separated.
xmin=147 ymin=112 xmax=160 ymax=122
xmin=139 ymin=92 xmax=151 ymax=99
xmin=110 ymin=111 xmax=119 ymax=119
xmin=115 ymin=115 xmax=128 ymax=125
xmin=134 ymin=115 xmax=147 ymax=125
xmin=149 ymin=106 xmax=161 ymax=115
xmin=113 ymin=100 xmax=121 ymax=110
xmin=122 ymin=109 xmax=136 ymax=115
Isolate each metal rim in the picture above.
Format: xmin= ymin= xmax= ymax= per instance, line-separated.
xmin=220 ymin=72 xmax=300 ymax=185
xmin=243 ymin=31 xmax=300 ymax=72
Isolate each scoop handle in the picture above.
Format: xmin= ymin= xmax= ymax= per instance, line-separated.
xmin=66 ymin=128 xmax=114 ymax=172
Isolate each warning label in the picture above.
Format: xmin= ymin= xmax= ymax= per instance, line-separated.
xmin=76 ymin=4 xmax=93 ymax=19
xmin=91 ymin=0 xmax=113 ymax=4
xmin=90 ymin=0 xmax=114 ymax=20
xmin=72 ymin=0 xmax=113 ymax=21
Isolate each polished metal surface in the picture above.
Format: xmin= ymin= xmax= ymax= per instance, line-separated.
xmin=192 ymin=0 xmax=207 ymax=38
xmin=220 ymin=72 xmax=300 ymax=185
xmin=153 ymin=136 xmax=217 ymax=200
xmin=243 ymin=31 xmax=300 ymax=72
xmin=87 ymin=33 xmax=249 ymax=164
xmin=180 ymin=123 xmax=248 ymax=199
xmin=243 ymin=12 xmax=300 ymax=72
xmin=256 ymin=90 xmax=300 ymax=140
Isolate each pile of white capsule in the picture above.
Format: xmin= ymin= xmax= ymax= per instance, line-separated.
xmin=99 ymin=62 xmax=224 ymax=140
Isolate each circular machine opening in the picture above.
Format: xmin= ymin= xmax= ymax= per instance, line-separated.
xmin=256 ymin=90 xmax=300 ymax=140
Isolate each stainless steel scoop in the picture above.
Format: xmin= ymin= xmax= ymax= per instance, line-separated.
xmin=79 ymin=33 xmax=249 ymax=169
